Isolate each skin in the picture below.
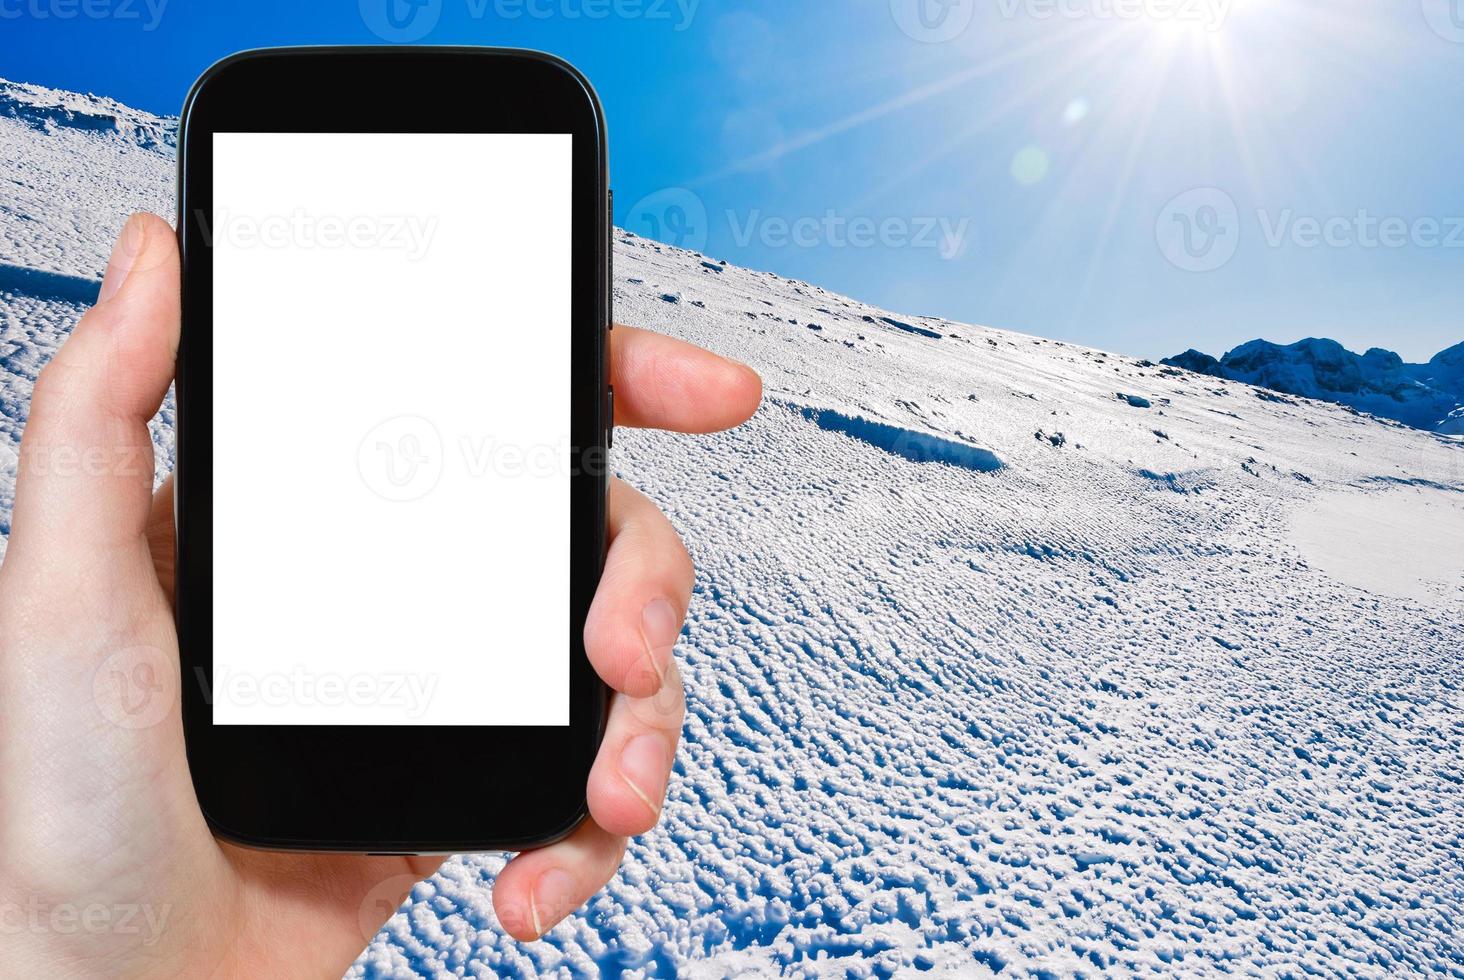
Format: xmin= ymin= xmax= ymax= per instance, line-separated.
xmin=0 ymin=213 xmax=762 ymax=977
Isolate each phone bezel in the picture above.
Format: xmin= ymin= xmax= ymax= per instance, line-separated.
xmin=175 ymin=46 xmax=610 ymax=853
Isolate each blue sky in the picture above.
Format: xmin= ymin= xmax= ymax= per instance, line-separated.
xmin=3 ymin=0 xmax=1462 ymax=361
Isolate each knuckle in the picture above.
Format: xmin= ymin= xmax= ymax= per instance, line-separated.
xmin=633 ymin=667 xmax=686 ymax=729
xmin=672 ymin=532 xmax=694 ymax=581
xmin=29 ymin=357 xmax=73 ymax=410
xmin=620 ymin=655 xmax=661 ymax=697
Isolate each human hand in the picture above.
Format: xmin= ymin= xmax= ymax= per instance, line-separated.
xmin=0 ymin=213 xmax=761 ymax=977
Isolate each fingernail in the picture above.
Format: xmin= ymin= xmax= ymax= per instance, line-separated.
xmin=618 ymin=733 xmax=667 ymax=816
xmin=639 ymin=597 xmax=680 ymax=691
xmin=99 ymin=215 xmax=147 ymax=304
xmin=531 ymin=869 xmax=577 ymax=938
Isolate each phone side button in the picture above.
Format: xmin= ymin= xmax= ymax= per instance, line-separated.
xmin=607 ymin=189 xmax=614 ymax=331
xmin=607 ymin=384 xmax=615 ymax=450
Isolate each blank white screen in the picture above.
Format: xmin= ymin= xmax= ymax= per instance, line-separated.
xmin=211 ymin=132 xmax=572 ymax=726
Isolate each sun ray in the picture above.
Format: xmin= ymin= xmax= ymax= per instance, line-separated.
xmin=1069 ymin=40 xmax=1178 ymax=318
xmin=691 ymin=22 xmax=1095 ymax=184
xmin=847 ymin=26 xmax=1137 ymax=212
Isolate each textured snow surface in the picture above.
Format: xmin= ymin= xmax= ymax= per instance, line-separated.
xmin=0 ymin=79 xmax=176 ymax=558
xmin=2 ymin=80 xmax=1463 ymax=978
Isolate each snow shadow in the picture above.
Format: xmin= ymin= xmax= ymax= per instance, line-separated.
xmin=789 ymin=402 xmax=1003 ymax=472
xmin=863 ymin=314 xmax=943 ymax=340
xmin=0 ymin=263 xmax=101 ymax=306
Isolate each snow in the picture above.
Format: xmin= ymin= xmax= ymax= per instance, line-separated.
xmin=2 ymin=78 xmax=1463 ymax=978
xmin=1289 ymin=484 xmax=1464 ymax=602
xmin=1441 ymin=407 xmax=1464 ymax=437
xmin=0 ymin=79 xmax=176 ymax=560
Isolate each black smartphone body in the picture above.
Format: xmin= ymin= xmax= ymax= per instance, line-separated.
xmin=175 ymin=47 xmax=611 ymax=853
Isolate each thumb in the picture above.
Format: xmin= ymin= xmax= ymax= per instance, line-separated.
xmin=0 ymin=215 xmax=216 ymax=905
xmin=5 ymin=213 xmax=179 ymax=568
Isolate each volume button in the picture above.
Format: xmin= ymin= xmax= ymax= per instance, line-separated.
xmin=607 ymin=384 xmax=615 ymax=450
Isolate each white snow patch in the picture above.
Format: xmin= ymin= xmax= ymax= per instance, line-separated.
xmin=1290 ymin=484 xmax=1464 ymax=600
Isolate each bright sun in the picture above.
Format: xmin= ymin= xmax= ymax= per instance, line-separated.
xmin=1134 ymin=0 xmax=1238 ymax=47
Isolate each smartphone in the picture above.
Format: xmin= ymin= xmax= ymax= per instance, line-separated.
xmin=175 ymin=47 xmax=611 ymax=852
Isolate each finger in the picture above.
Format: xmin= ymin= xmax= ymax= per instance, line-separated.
xmin=147 ymin=474 xmax=175 ymax=601
xmin=610 ymin=325 xmax=761 ymax=433
xmin=0 ymin=216 xmax=194 ymax=882
xmin=583 ymin=479 xmax=693 ymax=698
xmin=6 ymin=213 xmax=177 ymax=568
xmin=492 ymin=820 xmax=627 ymax=941
xmin=586 ymin=658 xmax=686 ymax=838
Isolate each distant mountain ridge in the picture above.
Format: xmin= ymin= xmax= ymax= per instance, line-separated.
xmin=1164 ymin=338 xmax=1464 ymax=433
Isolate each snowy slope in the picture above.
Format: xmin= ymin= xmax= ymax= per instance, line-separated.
xmin=2 ymin=80 xmax=1463 ymax=978
xmin=0 ymin=79 xmax=176 ymax=555
xmin=1164 ymin=338 xmax=1464 ymax=434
